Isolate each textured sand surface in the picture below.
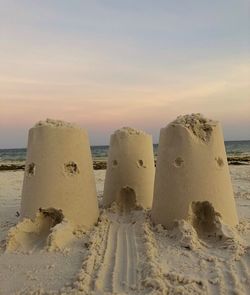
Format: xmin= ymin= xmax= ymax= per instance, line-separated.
xmin=0 ymin=167 xmax=249 ymax=295
xmin=21 ymin=120 xmax=99 ymax=228
xmin=152 ymin=114 xmax=238 ymax=227
xmin=103 ymin=127 xmax=155 ymax=209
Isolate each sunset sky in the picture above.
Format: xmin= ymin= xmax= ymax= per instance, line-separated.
xmin=0 ymin=0 xmax=249 ymax=148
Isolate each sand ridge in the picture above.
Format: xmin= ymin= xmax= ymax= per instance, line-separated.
xmin=5 ymin=208 xmax=75 ymax=254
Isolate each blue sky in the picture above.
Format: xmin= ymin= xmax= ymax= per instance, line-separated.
xmin=0 ymin=0 xmax=249 ymax=147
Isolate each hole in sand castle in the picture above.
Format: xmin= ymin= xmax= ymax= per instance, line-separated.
xmin=39 ymin=207 xmax=64 ymax=227
xmin=117 ymin=186 xmax=136 ymax=212
xmin=215 ymin=157 xmax=224 ymax=167
xmin=137 ymin=159 xmax=145 ymax=168
xmin=64 ymin=161 xmax=79 ymax=176
xmin=26 ymin=163 xmax=36 ymax=176
xmin=112 ymin=159 xmax=118 ymax=167
xmin=189 ymin=201 xmax=221 ymax=234
xmin=6 ymin=208 xmax=64 ymax=253
xmin=174 ymin=157 xmax=184 ymax=167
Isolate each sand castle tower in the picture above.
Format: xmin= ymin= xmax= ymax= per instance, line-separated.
xmin=20 ymin=119 xmax=99 ymax=228
xmin=152 ymin=114 xmax=238 ymax=228
xmin=103 ymin=127 xmax=155 ymax=209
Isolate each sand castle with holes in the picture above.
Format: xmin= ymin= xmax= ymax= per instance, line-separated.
xmin=103 ymin=127 xmax=155 ymax=210
xmin=15 ymin=114 xmax=238 ymax=247
xmin=20 ymin=119 xmax=99 ymax=228
xmin=152 ymin=113 xmax=238 ymax=231
xmin=1 ymin=114 xmax=246 ymax=294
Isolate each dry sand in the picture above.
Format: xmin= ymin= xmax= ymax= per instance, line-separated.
xmin=21 ymin=119 xmax=99 ymax=228
xmin=0 ymin=166 xmax=249 ymax=295
xmin=152 ymin=114 xmax=238 ymax=228
xmin=103 ymin=127 xmax=155 ymax=209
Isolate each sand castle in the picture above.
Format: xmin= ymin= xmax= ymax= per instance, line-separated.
xmin=20 ymin=119 xmax=99 ymax=228
xmin=103 ymin=127 xmax=155 ymax=209
xmin=152 ymin=114 xmax=238 ymax=229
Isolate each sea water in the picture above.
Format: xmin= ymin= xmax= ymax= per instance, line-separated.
xmin=0 ymin=141 xmax=250 ymax=165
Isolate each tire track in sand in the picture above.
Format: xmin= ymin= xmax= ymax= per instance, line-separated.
xmin=126 ymin=224 xmax=137 ymax=290
xmin=113 ymin=224 xmax=128 ymax=292
xmin=94 ymin=221 xmax=119 ymax=292
xmin=215 ymin=259 xmax=243 ymax=295
xmin=94 ymin=211 xmax=138 ymax=293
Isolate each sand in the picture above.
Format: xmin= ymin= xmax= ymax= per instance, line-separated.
xmin=0 ymin=166 xmax=249 ymax=295
xmin=152 ymin=114 xmax=238 ymax=228
xmin=103 ymin=127 xmax=155 ymax=209
xmin=21 ymin=119 xmax=99 ymax=228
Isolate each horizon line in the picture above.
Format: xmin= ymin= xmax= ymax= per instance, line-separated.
xmin=1 ymin=139 xmax=250 ymax=150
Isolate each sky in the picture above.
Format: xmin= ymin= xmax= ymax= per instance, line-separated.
xmin=0 ymin=0 xmax=249 ymax=148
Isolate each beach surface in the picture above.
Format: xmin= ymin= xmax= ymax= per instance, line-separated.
xmin=0 ymin=166 xmax=249 ymax=295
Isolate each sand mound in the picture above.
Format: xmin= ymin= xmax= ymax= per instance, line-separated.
xmin=188 ymin=201 xmax=242 ymax=243
xmin=154 ymin=215 xmax=247 ymax=267
xmin=169 ymin=220 xmax=203 ymax=251
xmin=140 ymin=218 xmax=167 ymax=293
xmin=170 ymin=202 xmax=245 ymax=253
xmin=114 ymin=126 xmax=146 ymax=136
xmin=5 ymin=208 xmax=75 ymax=253
xmin=171 ymin=113 xmax=216 ymax=142
xmin=188 ymin=201 xmax=223 ymax=235
xmin=34 ymin=118 xmax=78 ymax=129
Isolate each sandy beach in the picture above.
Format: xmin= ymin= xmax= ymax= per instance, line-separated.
xmin=0 ymin=165 xmax=249 ymax=295
xmin=1 ymin=1 xmax=249 ymax=293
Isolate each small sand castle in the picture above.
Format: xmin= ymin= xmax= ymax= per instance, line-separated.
xmin=20 ymin=119 xmax=99 ymax=228
xmin=152 ymin=113 xmax=238 ymax=228
xmin=103 ymin=127 xmax=155 ymax=209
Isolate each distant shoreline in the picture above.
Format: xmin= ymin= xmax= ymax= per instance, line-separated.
xmin=1 ymin=140 xmax=250 ymax=171
xmin=0 ymin=156 xmax=249 ymax=171
xmin=0 ymin=139 xmax=250 ymax=151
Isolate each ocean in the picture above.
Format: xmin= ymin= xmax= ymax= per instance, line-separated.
xmin=0 ymin=141 xmax=250 ymax=165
